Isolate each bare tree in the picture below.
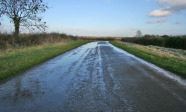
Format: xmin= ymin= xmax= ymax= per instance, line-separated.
xmin=136 ymin=30 xmax=142 ymax=37
xmin=0 ymin=0 xmax=48 ymax=39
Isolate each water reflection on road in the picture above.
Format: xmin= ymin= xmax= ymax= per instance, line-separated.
xmin=0 ymin=42 xmax=186 ymax=112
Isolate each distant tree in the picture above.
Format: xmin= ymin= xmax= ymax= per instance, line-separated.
xmin=161 ymin=35 xmax=169 ymax=39
xmin=136 ymin=30 xmax=142 ymax=37
xmin=0 ymin=0 xmax=48 ymax=39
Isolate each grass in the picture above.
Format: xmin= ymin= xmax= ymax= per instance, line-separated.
xmin=0 ymin=40 xmax=91 ymax=82
xmin=110 ymin=41 xmax=186 ymax=78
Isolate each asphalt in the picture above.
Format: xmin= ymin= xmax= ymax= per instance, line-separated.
xmin=0 ymin=41 xmax=186 ymax=112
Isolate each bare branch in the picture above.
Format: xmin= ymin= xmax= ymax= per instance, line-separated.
xmin=0 ymin=0 xmax=48 ymax=35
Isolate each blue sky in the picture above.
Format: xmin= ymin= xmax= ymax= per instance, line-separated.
xmin=1 ymin=0 xmax=186 ymax=37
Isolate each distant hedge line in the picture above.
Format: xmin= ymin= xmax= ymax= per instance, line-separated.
xmin=80 ymin=37 xmax=117 ymax=41
xmin=121 ymin=35 xmax=186 ymax=50
xmin=0 ymin=33 xmax=80 ymax=49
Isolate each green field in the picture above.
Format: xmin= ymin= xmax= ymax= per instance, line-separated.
xmin=0 ymin=41 xmax=91 ymax=82
xmin=110 ymin=41 xmax=186 ymax=78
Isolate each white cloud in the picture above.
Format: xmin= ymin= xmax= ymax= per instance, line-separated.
xmin=175 ymin=21 xmax=182 ymax=24
xmin=148 ymin=8 xmax=173 ymax=17
xmin=157 ymin=0 xmax=186 ymax=8
xmin=147 ymin=18 xmax=169 ymax=24
xmin=148 ymin=0 xmax=186 ymax=17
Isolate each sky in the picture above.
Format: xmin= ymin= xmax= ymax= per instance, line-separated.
xmin=1 ymin=0 xmax=186 ymax=37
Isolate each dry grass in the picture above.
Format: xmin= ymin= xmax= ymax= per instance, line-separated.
xmin=111 ymin=41 xmax=186 ymax=78
xmin=122 ymin=42 xmax=186 ymax=61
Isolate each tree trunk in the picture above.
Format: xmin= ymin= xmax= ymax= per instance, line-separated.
xmin=13 ymin=18 xmax=20 ymax=41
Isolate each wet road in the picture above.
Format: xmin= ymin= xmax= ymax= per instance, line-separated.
xmin=0 ymin=41 xmax=186 ymax=112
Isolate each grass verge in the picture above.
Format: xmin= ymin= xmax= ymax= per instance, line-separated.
xmin=110 ymin=41 xmax=186 ymax=78
xmin=0 ymin=41 xmax=91 ymax=82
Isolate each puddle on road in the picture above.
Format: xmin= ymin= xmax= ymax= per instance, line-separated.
xmin=0 ymin=42 xmax=100 ymax=112
xmin=0 ymin=41 xmax=185 ymax=112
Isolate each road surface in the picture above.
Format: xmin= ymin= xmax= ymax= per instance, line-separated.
xmin=0 ymin=41 xmax=186 ymax=112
